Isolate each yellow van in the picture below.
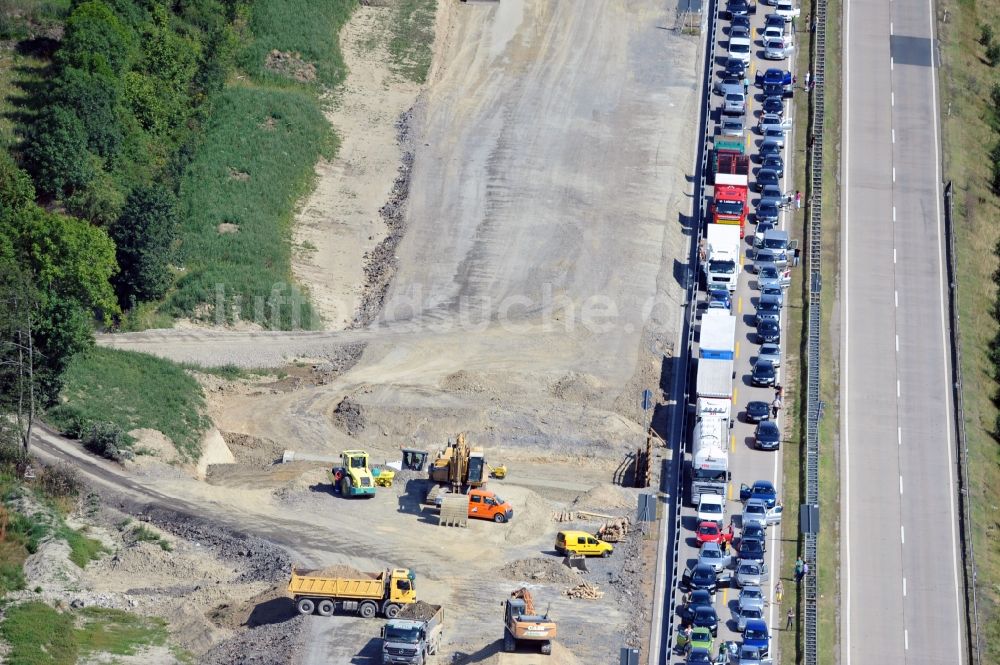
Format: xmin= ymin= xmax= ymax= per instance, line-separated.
xmin=555 ymin=530 xmax=614 ymax=557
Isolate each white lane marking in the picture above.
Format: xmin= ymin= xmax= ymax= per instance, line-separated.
xmin=893 ymin=205 xmax=896 ymax=221
xmin=899 ymin=475 xmax=904 ymax=494
xmin=890 ymin=22 xmax=894 ymax=34
xmin=892 ymin=167 xmax=896 ymax=182
xmin=927 ymin=0 xmax=968 ymax=644
xmin=903 ymin=577 xmax=907 ymax=596
xmin=895 ymin=290 xmax=899 ymax=307
xmin=890 ymin=56 xmax=894 ymax=71
xmin=898 ymin=426 xmax=902 ymax=446
xmin=905 ymin=629 xmax=909 ymax=650
xmin=892 ymin=129 xmax=896 ymax=144
xmin=891 ymin=91 xmax=895 ymax=106
xmin=894 ymin=248 xmax=897 ymax=263
xmin=896 ymin=334 xmax=899 ymax=351
xmin=901 ymin=525 xmax=905 ymax=543
xmin=897 ymin=380 xmax=901 ymax=397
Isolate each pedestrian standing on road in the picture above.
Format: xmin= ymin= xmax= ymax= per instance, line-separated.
xmin=775 ymin=384 xmax=784 ymax=400
xmin=804 ymin=71 xmax=811 ymax=88
xmin=794 ymin=557 xmax=804 ymax=582
xmin=775 ymin=580 xmax=784 ymax=603
xmin=795 ymin=190 xmax=802 ymax=209
xmin=771 ymin=396 xmax=782 ymax=418
xmin=786 ymin=609 xmax=795 ymax=630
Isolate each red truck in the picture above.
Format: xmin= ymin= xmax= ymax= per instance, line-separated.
xmin=711 ymin=172 xmax=749 ymax=237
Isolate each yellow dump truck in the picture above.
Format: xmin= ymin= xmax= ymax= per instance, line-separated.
xmin=288 ymin=567 xmax=417 ymax=619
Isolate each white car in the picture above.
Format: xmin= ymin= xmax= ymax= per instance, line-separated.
xmin=698 ymin=493 xmax=726 ymax=525
xmin=775 ymin=0 xmax=801 ymax=21
xmin=728 ymin=37 xmax=753 ymax=64
xmin=762 ymin=25 xmax=793 ymax=47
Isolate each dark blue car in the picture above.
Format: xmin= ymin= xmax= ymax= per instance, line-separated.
xmin=744 ymin=619 xmax=770 ymax=656
xmin=708 ymin=288 xmax=732 ymax=311
xmin=757 ymin=67 xmax=792 ymax=87
xmin=755 ymin=203 xmax=780 ymax=226
xmin=762 ymin=96 xmax=785 ymax=117
xmin=740 ymin=480 xmax=778 ymax=508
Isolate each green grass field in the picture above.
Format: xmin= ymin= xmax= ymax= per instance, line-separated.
xmin=47 ymin=347 xmax=211 ymax=459
xmin=1 ymin=602 xmax=167 ymax=665
xmin=938 ymin=0 xmax=1000 ymax=658
xmin=169 ymin=85 xmax=332 ymax=329
xmin=389 ymin=0 xmax=438 ymax=84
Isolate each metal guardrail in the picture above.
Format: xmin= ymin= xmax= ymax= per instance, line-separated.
xmin=942 ymin=181 xmax=983 ymax=665
xmin=802 ymin=0 xmax=827 ymax=661
xmin=654 ymin=3 xmax=721 ymax=662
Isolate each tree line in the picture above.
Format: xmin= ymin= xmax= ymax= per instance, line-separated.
xmin=1 ymin=0 xmax=245 ymax=451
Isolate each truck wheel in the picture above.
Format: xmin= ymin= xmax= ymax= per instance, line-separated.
xmin=316 ymin=600 xmax=334 ymax=617
xmin=540 ymin=642 xmax=552 ymax=655
xmin=383 ymin=603 xmax=400 ymax=618
xmin=493 ymin=513 xmax=507 ymax=523
xmin=296 ymin=598 xmax=315 ymax=615
xmin=359 ymin=601 xmax=377 ymax=619
xmin=503 ymin=630 xmax=516 ymax=652
xmin=340 ymin=477 xmax=351 ymax=497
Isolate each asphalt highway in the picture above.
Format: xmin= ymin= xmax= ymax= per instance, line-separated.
xmin=660 ymin=1 xmax=804 ymax=661
xmin=841 ymin=0 xmax=966 ymax=661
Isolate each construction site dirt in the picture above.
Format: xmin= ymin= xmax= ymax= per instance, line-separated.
xmin=70 ymin=0 xmax=701 ymax=663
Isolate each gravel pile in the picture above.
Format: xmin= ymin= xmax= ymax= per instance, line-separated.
xmin=332 ymin=396 xmax=366 ymax=436
xmin=201 ymin=616 xmax=305 ymax=665
xmin=397 ymin=600 xmax=440 ymax=621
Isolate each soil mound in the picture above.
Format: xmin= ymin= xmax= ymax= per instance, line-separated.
xmin=571 ymin=483 xmax=634 ymax=512
xmin=309 ymin=564 xmax=368 ymax=578
xmin=397 ymin=600 xmax=441 ymax=621
xmin=499 ymin=557 xmax=579 ymax=584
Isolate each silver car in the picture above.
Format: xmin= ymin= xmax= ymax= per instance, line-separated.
xmin=736 ymin=604 xmax=766 ymax=631
xmin=755 ymin=342 xmax=782 ymax=367
xmin=756 ymin=262 xmax=791 ymax=290
xmin=724 ymin=91 xmax=747 ymax=114
xmin=738 ymin=585 xmax=766 ymax=612
xmin=715 ymin=77 xmax=743 ymax=96
xmin=762 ymin=126 xmax=788 ymax=147
xmin=738 ymin=645 xmax=774 ymax=665
xmin=721 ymin=115 xmax=745 ymax=137
xmin=758 ymin=113 xmax=791 ymax=134
xmin=742 ymin=498 xmax=770 ymax=529
xmin=763 ymin=38 xmax=790 ymax=60
xmin=698 ymin=541 xmax=733 ymax=573
xmin=735 ymin=561 xmax=769 ymax=588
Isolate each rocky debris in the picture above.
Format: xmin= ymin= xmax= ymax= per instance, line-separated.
xmin=353 ymin=109 xmax=415 ymax=327
xmin=264 ymin=49 xmax=317 ymax=82
xmin=332 ymin=396 xmax=366 ymax=436
xmin=499 ymin=557 xmax=580 ymax=584
xmin=605 ymin=528 xmax=647 ymax=647
xmin=563 ymin=582 xmax=604 ymax=600
xmin=200 ymin=615 xmax=305 ymax=665
xmin=397 ymin=600 xmax=440 ymax=621
xmin=117 ymin=503 xmax=292 ymax=583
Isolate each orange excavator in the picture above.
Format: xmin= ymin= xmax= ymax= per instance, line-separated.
xmin=503 ymin=587 xmax=557 ymax=655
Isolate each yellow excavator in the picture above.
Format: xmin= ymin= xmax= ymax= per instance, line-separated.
xmin=503 ymin=587 xmax=557 ymax=655
xmin=428 ymin=433 xmax=488 ymax=493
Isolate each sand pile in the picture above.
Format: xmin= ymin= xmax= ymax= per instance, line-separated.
xmin=503 ymin=489 xmax=554 ymax=544
xmin=308 ymin=564 xmax=368 ymax=578
xmin=571 ymin=483 xmax=635 ymax=512
xmin=499 ymin=557 xmax=580 ymax=584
